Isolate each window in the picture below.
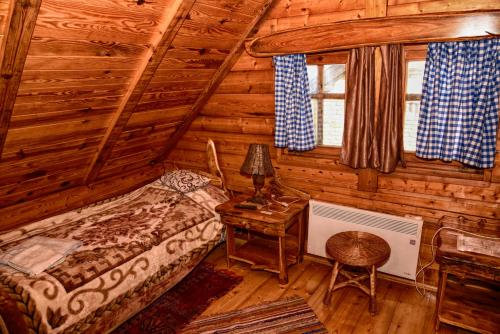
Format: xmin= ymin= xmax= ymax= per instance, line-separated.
xmin=403 ymin=60 xmax=426 ymax=151
xmin=306 ymin=54 xmax=347 ymax=147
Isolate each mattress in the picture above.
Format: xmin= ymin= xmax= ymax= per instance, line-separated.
xmin=0 ymin=179 xmax=228 ymax=333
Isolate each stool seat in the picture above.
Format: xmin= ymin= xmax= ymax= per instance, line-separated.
xmin=326 ymin=231 xmax=390 ymax=267
xmin=323 ymin=231 xmax=391 ymax=315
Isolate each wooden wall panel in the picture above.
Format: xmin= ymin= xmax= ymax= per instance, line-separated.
xmin=387 ymin=0 xmax=500 ymax=16
xmin=0 ymin=163 xmax=166 ymax=231
xmin=169 ymin=0 xmax=500 ymax=286
xmin=0 ymin=0 xmax=175 ymax=215
xmin=97 ymin=0 xmax=274 ymax=178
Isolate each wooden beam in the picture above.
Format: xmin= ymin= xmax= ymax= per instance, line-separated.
xmin=0 ymin=0 xmax=42 ymax=159
xmin=151 ymin=0 xmax=277 ymax=165
xmin=83 ymin=0 xmax=196 ymax=184
xmin=246 ymin=10 xmax=500 ymax=57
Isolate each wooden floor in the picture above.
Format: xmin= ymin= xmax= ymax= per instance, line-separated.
xmin=200 ymin=244 xmax=466 ymax=334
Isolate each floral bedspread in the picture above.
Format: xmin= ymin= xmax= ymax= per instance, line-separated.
xmin=0 ymin=180 xmax=227 ymax=333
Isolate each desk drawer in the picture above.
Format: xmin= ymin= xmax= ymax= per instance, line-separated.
xmin=222 ymin=216 xmax=285 ymax=236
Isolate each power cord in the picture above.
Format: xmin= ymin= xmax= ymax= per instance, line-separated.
xmin=415 ymin=226 xmax=500 ymax=296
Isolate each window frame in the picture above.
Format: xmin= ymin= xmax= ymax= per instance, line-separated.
xmin=402 ymin=45 xmax=427 ymax=153
xmin=307 ymin=52 xmax=348 ymax=150
xmin=278 ymin=52 xmax=349 ymax=161
xmin=278 ymin=45 xmax=489 ymax=180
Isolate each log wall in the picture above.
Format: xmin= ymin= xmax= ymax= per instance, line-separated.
xmin=169 ymin=0 xmax=500 ymax=285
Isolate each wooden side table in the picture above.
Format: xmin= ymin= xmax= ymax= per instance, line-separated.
xmin=215 ymin=194 xmax=308 ymax=285
xmin=434 ymin=217 xmax=500 ymax=334
xmin=323 ymin=231 xmax=391 ymax=315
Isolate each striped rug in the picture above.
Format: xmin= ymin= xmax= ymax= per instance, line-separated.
xmin=180 ymin=296 xmax=328 ymax=334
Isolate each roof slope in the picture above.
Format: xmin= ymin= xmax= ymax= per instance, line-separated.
xmin=0 ymin=0 xmax=272 ymax=210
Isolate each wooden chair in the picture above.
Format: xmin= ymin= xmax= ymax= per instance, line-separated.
xmin=203 ymin=139 xmax=232 ymax=198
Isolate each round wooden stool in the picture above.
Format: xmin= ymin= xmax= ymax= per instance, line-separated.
xmin=323 ymin=231 xmax=391 ymax=315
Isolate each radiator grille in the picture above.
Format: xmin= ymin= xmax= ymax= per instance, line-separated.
xmin=312 ymin=203 xmax=418 ymax=237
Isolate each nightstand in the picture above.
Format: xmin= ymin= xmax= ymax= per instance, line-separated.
xmin=434 ymin=216 xmax=500 ymax=333
xmin=215 ymin=194 xmax=308 ymax=284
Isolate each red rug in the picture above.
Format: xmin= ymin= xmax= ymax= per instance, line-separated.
xmin=113 ymin=263 xmax=242 ymax=334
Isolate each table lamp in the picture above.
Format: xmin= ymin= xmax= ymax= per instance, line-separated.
xmin=240 ymin=143 xmax=274 ymax=204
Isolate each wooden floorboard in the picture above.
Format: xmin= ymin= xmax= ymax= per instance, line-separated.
xmin=201 ymin=244 xmax=465 ymax=334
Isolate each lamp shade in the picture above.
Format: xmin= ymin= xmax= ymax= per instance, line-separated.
xmin=240 ymin=144 xmax=274 ymax=176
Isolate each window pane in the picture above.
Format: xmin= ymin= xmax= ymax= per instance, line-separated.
xmin=406 ymin=61 xmax=425 ymax=94
xmin=323 ymin=64 xmax=346 ymax=93
xmin=404 ymin=100 xmax=420 ymax=152
xmin=322 ymin=99 xmax=344 ymax=146
xmin=311 ymin=99 xmax=319 ymax=144
xmin=404 ymin=61 xmax=425 ymax=151
xmin=307 ymin=65 xmax=318 ymax=94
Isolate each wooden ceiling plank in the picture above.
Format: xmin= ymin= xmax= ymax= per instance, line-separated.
xmin=151 ymin=0 xmax=277 ymax=165
xmin=83 ymin=0 xmax=196 ymax=184
xmin=0 ymin=0 xmax=43 ymax=160
xmin=246 ymin=10 xmax=500 ymax=57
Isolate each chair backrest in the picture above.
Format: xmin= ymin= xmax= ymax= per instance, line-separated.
xmin=206 ymin=139 xmax=229 ymax=196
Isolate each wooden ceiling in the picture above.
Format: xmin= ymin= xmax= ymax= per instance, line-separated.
xmin=0 ymin=0 xmax=273 ymax=209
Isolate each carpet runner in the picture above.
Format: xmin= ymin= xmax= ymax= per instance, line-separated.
xmin=180 ymin=295 xmax=328 ymax=334
xmin=113 ymin=263 xmax=242 ymax=334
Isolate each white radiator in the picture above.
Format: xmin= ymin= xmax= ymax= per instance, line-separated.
xmin=308 ymin=200 xmax=423 ymax=280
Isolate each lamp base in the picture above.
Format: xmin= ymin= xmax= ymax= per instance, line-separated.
xmin=247 ymin=195 xmax=267 ymax=205
xmin=249 ymin=174 xmax=267 ymax=205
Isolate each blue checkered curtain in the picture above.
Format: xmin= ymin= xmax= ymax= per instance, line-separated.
xmin=416 ymin=39 xmax=499 ymax=168
xmin=273 ymin=54 xmax=316 ymax=151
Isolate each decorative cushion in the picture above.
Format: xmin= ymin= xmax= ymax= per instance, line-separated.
xmin=160 ymin=170 xmax=210 ymax=193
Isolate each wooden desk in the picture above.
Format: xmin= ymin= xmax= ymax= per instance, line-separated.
xmin=215 ymin=194 xmax=308 ymax=284
xmin=434 ymin=216 xmax=500 ymax=334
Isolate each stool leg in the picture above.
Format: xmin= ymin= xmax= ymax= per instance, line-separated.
xmin=369 ymin=264 xmax=377 ymax=315
xmin=323 ymin=261 xmax=341 ymax=306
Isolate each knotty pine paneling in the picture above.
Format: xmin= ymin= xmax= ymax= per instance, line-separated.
xmin=9 ymin=106 xmax=116 ymax=129
xmin=265 ymin=0 xmax=365 ymax=20
xmin=126 ymin=106 xmax=190 ymax=129
xmin=216 ymin=70 xmax=274 ymax=94
xmin=201 ymin=94 xmax=275 ymax=117
xmin=151 ymin=68 xmax=217 ymax=82
xmin=15 ymin=83 xmax=127 ymax=105
xmin=0 ymin=164 xmax=166 ymax=231
xmin=257 ymin=10 xmax=366 ymax=36
xmin=191 ymin=116 xmax=274 ymax=135
xmin=4 ymin=113 xmax=111 ymax=148
xmin=0 ymin=0 xmax=174 ymax=208
xmin=169 ymin=0 xmax=500 ymax=286
xmin=18 ymin=69 xmax=135 ymax=91
xmin=98 ymin=0 xmax=272 ymax=180
xmin=10 ymin=96 xmax=123 ymax=118
xmin=196 ymin=0 xmax=265 ymax=19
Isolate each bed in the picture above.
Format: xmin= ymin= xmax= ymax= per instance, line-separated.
xmin=0 ymin=141 xmax=229 ymax=334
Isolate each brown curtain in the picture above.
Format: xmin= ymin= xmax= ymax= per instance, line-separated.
xmin=340 ymin=47 xmax=378 ymax=169
xmin=340 ymin=44 xmax=405 ymax=173
xmin=376 ymin=44 xmax=406 ymax=173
